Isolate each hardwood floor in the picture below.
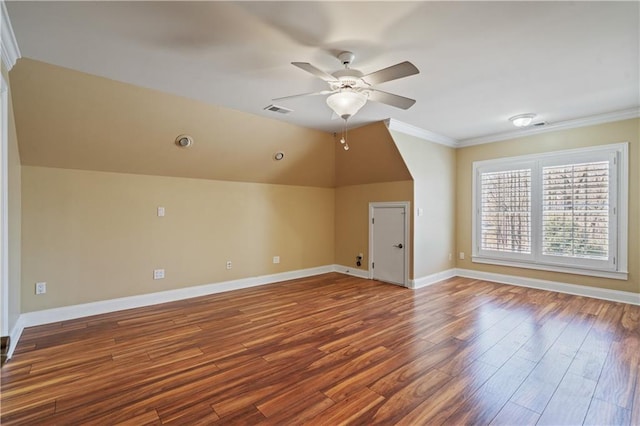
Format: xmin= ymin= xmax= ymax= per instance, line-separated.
xmin=1 ymin=273 xmax=638 ymax=425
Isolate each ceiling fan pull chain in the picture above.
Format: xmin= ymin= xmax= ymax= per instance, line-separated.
xmin=342 ymin=118 xmax=350 ymax=151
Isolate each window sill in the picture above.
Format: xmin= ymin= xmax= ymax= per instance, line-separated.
xmin=471 ymin=256 xmax=628 ymax=281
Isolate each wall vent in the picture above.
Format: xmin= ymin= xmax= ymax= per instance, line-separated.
xmin=264 ymin=104 xmax=293 ymax=114
xmin=533 ymin=121 xmax=548 ymax=127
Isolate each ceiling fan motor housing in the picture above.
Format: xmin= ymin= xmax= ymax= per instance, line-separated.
xmin=331 ymin=69 xmax=367 ymax=92
xmin=338 ymin=51 xmax=355 ymax=66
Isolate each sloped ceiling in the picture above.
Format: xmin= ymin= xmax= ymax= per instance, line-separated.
xmin=11 ymin=59 xmax=337 ymax=187
xmin=12 ymin=58 xmax=412 ymax=187
xmin=335 ymin=121 xmax=412 ymax=187
xmin=6 ymin=1 xmax=639 ymax=142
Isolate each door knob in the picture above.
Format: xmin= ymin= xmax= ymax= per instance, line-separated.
xmin=393 ymin=243 xmax=403 ymax=248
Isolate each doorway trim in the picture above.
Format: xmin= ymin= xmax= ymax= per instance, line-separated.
xmin=1 ymin=72 xmax=8 ymax=337
xmin=368 ymin=201 xmax=410 ymax=287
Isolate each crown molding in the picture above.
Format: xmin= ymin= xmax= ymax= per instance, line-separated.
xmin=386 ymin=107 xmax=639 ymax=150
xmin=458 ymin=107 xmax=640 ymax=147
xmin=385 ymin=118 xmax=459 ymax=148
xmin=1 ymin=1 xmax=21 ymax=71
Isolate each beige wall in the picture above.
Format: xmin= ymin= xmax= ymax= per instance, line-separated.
xmin=456 ymin=118 xmax=640 ymax=294
xmin=21 ymin=166 xmax=335 ymax=312
xmin=335 ymin=181 xmax=413 ymax=276
xmin=333 ymin=121 xmax=415 ymax=278
xmin=12 ymin=57 xmax=639 ymax=320
xmin=1 ymin=63 xmax=21 ymax=335
xmin=12 ymin=61 xmax=418 ymax=314
xmin=11 ymin=59 xmax=335 ymax=188
xmin=391 ymin=131 xmax=457 ymax=279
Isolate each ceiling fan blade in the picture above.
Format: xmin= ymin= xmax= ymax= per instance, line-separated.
xmin=362 ymin=61 xmax=419 ymax=85
xmin=291 ymin=62 xmax=337 ymax=82
xmin=273 ymin=90 xmax=334 ymax=101
xmin=368 ymin=89 xmax=416 ymax=110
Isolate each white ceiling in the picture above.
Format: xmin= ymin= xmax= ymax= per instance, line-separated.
xmin=5 ymin=1 xmax=639 ymax=143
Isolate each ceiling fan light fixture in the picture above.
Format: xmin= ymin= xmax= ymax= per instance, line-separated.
xmin=326 ymin=90 xmax=368 ymax=120
xmin=509 ymin=113 xmax=537 ymax=128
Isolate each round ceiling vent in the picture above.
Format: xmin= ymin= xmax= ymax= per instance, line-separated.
xmin=273 ymin=152 xmax=285 ymax=161
xmin=175 ymin=135 xmax=194 ymax=148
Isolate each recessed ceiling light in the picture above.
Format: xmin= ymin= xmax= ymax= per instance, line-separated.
xmin=175 ymin=135 xmax=193 ymax=148
xmin=509 ymin=113 xmax=537 ymax=128
xmin=273 ymin=152 xmax=285 ymax=161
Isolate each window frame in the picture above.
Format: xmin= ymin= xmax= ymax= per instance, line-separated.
xmin=472 ymin=143 xmax=628 ymax=280
xmin=476 ymin=159 xmax=535 ymax=263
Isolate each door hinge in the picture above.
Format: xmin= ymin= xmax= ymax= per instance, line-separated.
xmin=372 ymin=218 xmax=375 ymax=224
xmin=372 ymin=262 xmax=375 ymax=269
xmin=613 ymin=257 xmax=616 ymax=265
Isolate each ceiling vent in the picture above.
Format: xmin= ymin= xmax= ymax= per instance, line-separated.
xmin=264 ymin=104 xmax=293 ymax=114
xmin=532 ymin=121 xmax=548 ymax=127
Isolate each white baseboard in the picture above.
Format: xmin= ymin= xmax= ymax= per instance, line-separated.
xmin=6 ymin=265 xmax=334 ymax=359
xmin=332 ymin=265 xmax=370 ymax=279
xmin=7 ymin=265 xmax=639 ymax=358
xmin=455 ymin=268 xmax=640 ymax=305
xmin=410 ymin=269 xmax=457 ymax=289
xmin=7 ymin=314 xmax=26 ymax=359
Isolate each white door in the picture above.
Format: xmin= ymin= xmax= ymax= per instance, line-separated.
xmin=370 ymin=203 xmax=408 ymax=286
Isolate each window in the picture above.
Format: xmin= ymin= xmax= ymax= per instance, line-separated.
xmin=480 ymin=167 xmax=531 ymax=255
xmin=472 ymin=143 xmax=628 ymax=280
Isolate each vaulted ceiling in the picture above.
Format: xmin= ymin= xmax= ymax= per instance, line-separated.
xmin=6 ymin=1 xmax=639 ymax=144
xmin=12 ymin=59 xmax=415 ymax=187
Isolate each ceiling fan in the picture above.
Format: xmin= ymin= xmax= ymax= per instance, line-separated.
xmin=274 ymin=51 xmax=420 ymax=121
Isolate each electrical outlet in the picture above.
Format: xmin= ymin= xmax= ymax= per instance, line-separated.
xmin=226 ymin=261 xmax=232 ymax=270
xmin=153 ymin=269 xmax=165 ymax=279
xmin=35 ymin=282 xmax=46 ymax=295
xmin=459 ymin=252 xmax=465 ymax=260
xmin=157 ymin=206 xmax=165 ymax=217
xmin=273 ymin=256 xmax=280 ymax=264
xmin=448 ymin=253 xmax=453 ymax=261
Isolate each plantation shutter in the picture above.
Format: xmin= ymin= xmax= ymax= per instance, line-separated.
xmin=480 ymin=169 xmax=531 ymax=254
xmin=542 ymin=161 xmax=609 ymax=260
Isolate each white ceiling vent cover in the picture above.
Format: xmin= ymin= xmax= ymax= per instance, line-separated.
xmin=264 ymin=104 xmax=293 ymax=114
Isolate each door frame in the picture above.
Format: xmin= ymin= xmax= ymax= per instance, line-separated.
xmin=1 ymin=72 xmax=8 ymax=337
xmin=368 ymin=201 xmax=410 ymax=287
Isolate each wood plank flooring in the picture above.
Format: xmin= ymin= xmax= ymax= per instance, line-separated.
xmin=1 ymin=273 xmax=639 ymax=425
